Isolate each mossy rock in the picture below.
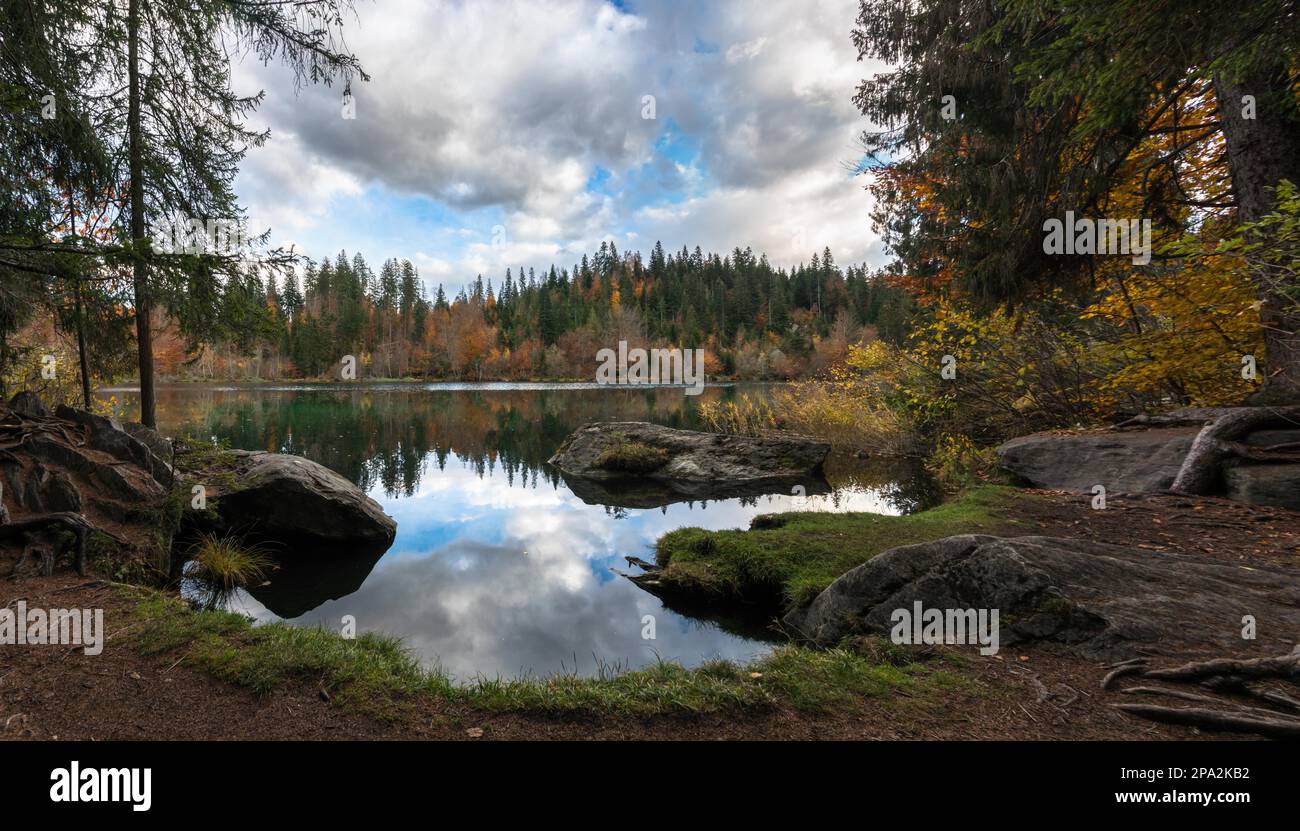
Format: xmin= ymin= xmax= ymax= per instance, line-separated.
xmin=594 ymin=437 xmax=670 ymax=474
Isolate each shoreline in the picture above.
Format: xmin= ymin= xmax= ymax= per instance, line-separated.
xmin=96 ymin=379 xmax=779 ymax=393
xmin=6 ymin=484 xmax=1296 ymax=740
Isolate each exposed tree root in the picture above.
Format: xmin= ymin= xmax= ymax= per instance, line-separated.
xmin=1101 ymin=661 xmax=1147 ymax=690
xmin=1107 ymin=646 xmax=1300 ymax=739
xmin=1111 ymin=408 xmax=1241 ymax=430
xmin=1110 ymin=405 xmax=1300 ymax=497
xmin=1239 ymin=684 xmax=1300 ymax=713
xmin=1170 ymin=405 xmax=1300 ymax=494
xmin=0 ymin=410 xmax=88 ymax=449
xmin=1121 ymin=685 xmax=1223 ymax=705
xmin=1141 ymin=648 xmax=1300 ymax=683
xmin=1112 ymin=703 xmax=1300 ymax=739
xmin=0 ymin=511 xmax=120 ymax=576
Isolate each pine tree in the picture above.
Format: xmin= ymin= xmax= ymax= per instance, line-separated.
xmin=105 ymin=1 xmax=364 ymax=423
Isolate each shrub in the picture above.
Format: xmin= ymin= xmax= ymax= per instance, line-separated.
xmin=926 ymin=433 xmax=1003 ymax=490
xmin=188 ymin=533 xmax=273 ymax=591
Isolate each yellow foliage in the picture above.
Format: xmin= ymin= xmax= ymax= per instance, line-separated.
xmin=698 ymin=397 xmax=776 ymax=436
xmin=699 ymin=363 xmax=913 ymax=456
xmin=1081 ymin=242 xmax=1261 ymax=407
xmin=927 ymin=433 xmax=1002 ymax=491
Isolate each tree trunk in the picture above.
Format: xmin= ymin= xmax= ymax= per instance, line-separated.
xmin=128 ymin=0 xmax=156 ymax=427
xmin=1215 ymin=67 xmax=1300 ymax=403
xmin=74 ymin=280 xmax=91 ymax=410
xmin=68 ymin=197 xmax=92 ymax=411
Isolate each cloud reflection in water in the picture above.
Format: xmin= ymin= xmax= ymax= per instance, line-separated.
xmin=222 ymin=455 xmax=900 ymax=680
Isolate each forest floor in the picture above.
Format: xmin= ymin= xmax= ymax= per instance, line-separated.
xmin=1 ymin=488 xmax=1296 ymax=741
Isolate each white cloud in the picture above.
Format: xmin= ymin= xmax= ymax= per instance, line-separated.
xmin=726 ymin=36 xmax=769 ymax=64
xmin=237 ymin=130 xmax=363 ymax=247
xmin=233 ymin=0 xmax=886 ymax=286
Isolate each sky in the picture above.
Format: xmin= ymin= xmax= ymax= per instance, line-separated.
xmin=231 ymin=0 xmax=886 ymax=297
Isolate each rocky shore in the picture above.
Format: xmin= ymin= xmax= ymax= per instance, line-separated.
xmin=0 ymin=394 xmax=395 ymax=580
xmin=997 ymin=408 xmax=1300 ymax=510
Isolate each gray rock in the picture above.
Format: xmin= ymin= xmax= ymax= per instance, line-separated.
xmin=22 ymin=464 xmax=82 ymax=513
xmin=25 ymin=434 xmax=165 ymax=503
xmin=1 ymin=460 xmax=23 ymax=509
xmin=558 ymin=469 xmax=832 ymax=510
xmin=784 ymin=535 xmax=1300 ymax=661
xmin=997 ymin=428 xmax=1198 ymax=492
xmin=1242 ymin=428 xmax=1300 ymax=447
xmin=55 ymin=405 xmax=173 ymax=487
xmin=999 ymin=426 xmax=1300 ymax=509
xmin=203 ymin=451 xmax=396 ymax=547
xmin=8 ymin=390 xmax=50 ymax=418
xmin=123 ymin=422 xmax=175 ymax=471
xmin=549 ymin=421 xmax=830 ymax=488
xmin=1224 ymin=463 xmax=1300 ymax=510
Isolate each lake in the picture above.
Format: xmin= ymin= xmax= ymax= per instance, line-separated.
xmin=107 ymin=382 xmax=934 ymax=681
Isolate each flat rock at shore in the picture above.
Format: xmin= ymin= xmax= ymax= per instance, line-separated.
xmin=784 ymin=534 xmax=1300 ymax=661
xmin=548 ymin=421 xmax=831 ymax=502
xmin=997 ymin=426 xmax=1300 ymax=510
xmin=997 ymin=427 xmax=1199 ymax=492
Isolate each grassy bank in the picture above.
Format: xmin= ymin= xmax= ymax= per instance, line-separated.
xmin=653 ymin=485 xmax=1027 ymax=612
xmin=125 ymin=589 xmax=980 ymax=721
xmin=117 ymin=488 xmax=1026 ymax=721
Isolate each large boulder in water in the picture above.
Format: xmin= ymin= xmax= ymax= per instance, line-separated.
xmin=784 ymin=534 xmax=1300 ymax=661
xmin=200 ymin=450 xmax=396 ymax=548
xmin=548 ymin=422 xmax=830 ymax=494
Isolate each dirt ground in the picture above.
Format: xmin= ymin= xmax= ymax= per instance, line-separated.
xmin=1 ymin=489 xmax=1296 ymax=741
xmin=1010 ymin=489 xmax=1300 ymax=569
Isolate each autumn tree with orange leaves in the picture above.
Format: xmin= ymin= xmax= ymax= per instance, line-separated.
xmin=854 ymin=0 xmax=1299 ymax=410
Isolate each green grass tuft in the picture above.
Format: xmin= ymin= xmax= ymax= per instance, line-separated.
xmin=594 ymin=434 xmax=670 ymax=474
xmin=653 ymin=485 xmax=1025 ymax=612
xmin=187 ymin=532 xmax=273 ymax=591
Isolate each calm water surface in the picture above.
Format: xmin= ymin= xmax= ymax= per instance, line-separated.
xmin=108 ymin=382 xmax=932 ymax=680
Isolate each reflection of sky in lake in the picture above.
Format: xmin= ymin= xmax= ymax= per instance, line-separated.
xmin=216 ymin=455 xmax=900 ymax=681
xmin=137 ymin=382 xmax=919 ymax=681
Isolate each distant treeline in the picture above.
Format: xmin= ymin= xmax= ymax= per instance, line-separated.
xmin=182 ymin=241 xmax=913 ymax=381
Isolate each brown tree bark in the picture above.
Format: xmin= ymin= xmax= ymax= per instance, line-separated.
xmin=68 ymin=198 xmax=92 ymax=411
xmin=128 ymin=0 xmax=156 ymax=427
xmin=73 ymin=281 xmax=92 ymax=411
xmin=1215 ymin=67 xmax=1300 ymax=403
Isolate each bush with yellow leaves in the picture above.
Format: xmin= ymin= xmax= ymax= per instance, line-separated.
xmin=700 ymin=342 xmax=915 ymax=455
